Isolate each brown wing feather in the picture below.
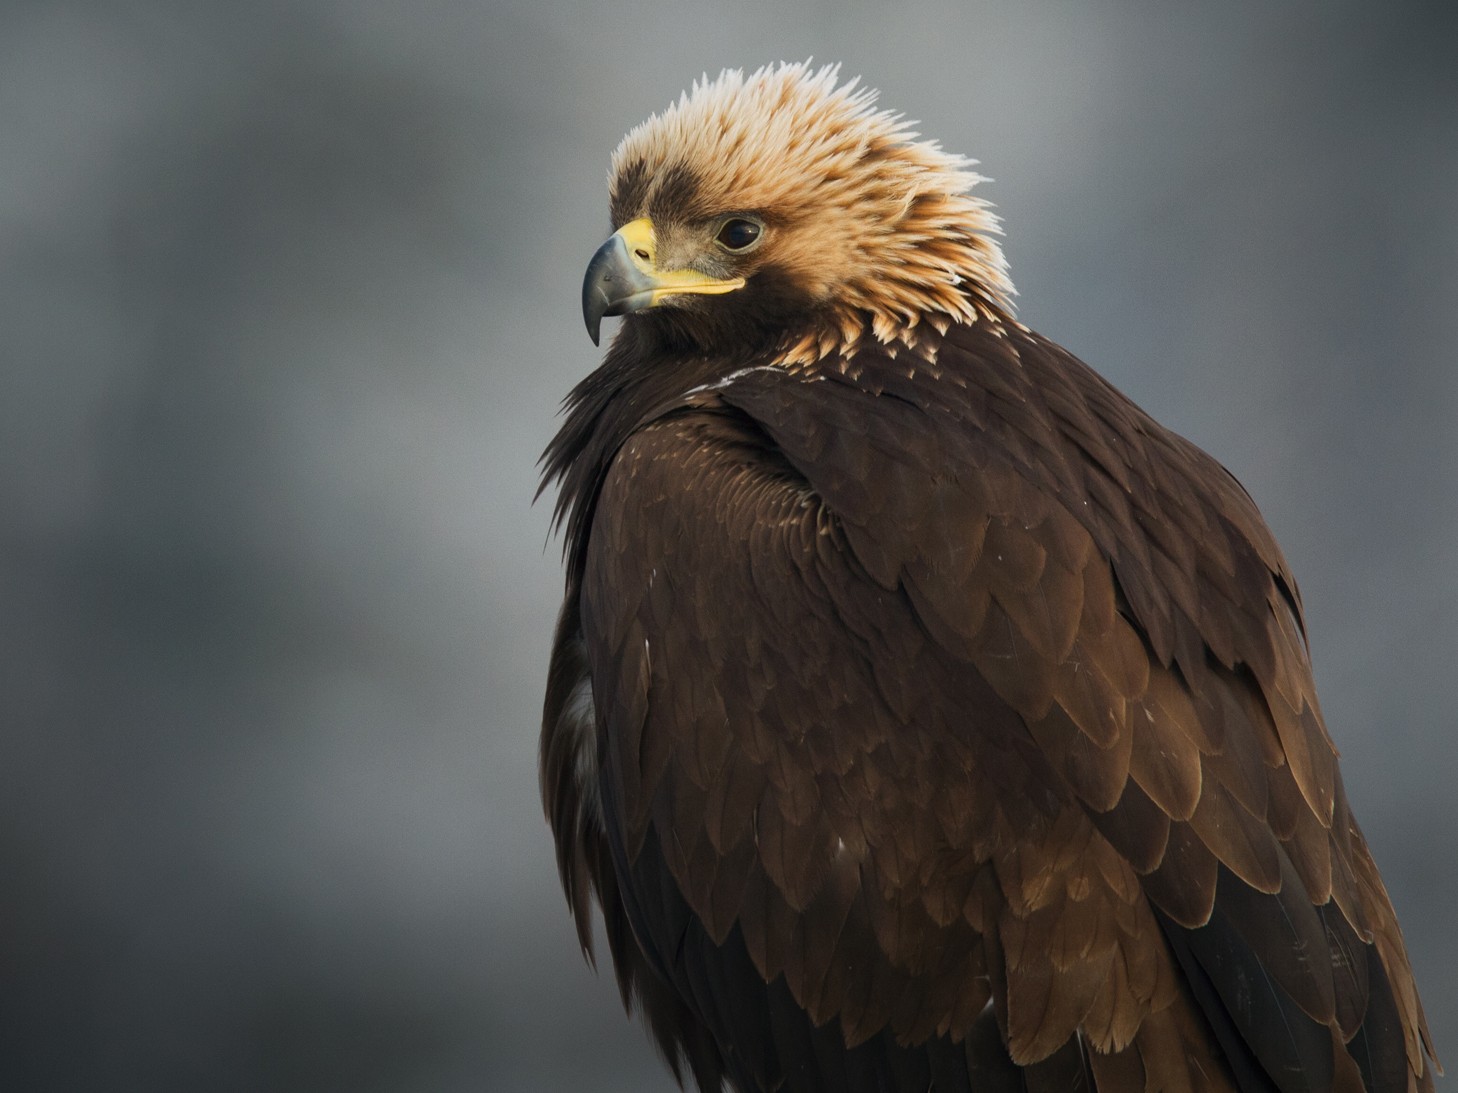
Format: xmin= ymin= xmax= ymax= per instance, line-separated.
xmin=542 ymin=315 xmax=1436 ymax=1091
xmin=570 ymin=405 xmax=1215 ymax=1089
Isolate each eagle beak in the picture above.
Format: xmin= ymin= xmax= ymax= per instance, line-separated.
xmin=581 ymin=217 xmax=746 ymax=345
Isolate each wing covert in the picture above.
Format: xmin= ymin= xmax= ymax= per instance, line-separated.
xmin=559 ymin=322 xmax=1434 ymax=1092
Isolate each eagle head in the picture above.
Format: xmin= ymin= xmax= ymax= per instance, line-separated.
xmin=582 ymin=62 xmax=1014 ymax=361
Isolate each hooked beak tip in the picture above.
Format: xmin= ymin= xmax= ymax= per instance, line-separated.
xmin=582 ymin=233 xmax=639 ymax=346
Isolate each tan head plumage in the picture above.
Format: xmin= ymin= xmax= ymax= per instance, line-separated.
xmin=607 ymin=62 xmax=1015 ymax=362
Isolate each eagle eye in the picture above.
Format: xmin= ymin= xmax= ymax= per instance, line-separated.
xmin=715 ymin=217 xmax=763 ymax=252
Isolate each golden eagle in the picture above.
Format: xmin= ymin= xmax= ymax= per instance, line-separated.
xmin=540 ymin=62 xmax=1437 ymax=1093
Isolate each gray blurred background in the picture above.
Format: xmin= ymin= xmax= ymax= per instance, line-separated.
xmin=1 ymin=1 xmax=1453 ymax=1089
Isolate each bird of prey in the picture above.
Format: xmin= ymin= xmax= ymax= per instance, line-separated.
xmin=539 ymin=62 xmax=1438 ymax=1093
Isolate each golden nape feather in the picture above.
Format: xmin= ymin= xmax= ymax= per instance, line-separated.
xmin=542 ymin=62 xmax=1438 ymax=1093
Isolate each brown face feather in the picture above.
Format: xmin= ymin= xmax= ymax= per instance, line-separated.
xmin=606 ymin=63 xmax=1015 ymax=362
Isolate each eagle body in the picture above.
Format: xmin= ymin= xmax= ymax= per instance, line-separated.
xmin=540 ymin=64 xmax=1437 ymax=1093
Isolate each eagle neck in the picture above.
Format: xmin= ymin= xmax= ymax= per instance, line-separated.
xmin=540 ymin=324 xmax=766 ymax=575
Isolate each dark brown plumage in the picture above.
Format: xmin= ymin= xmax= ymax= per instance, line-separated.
xmin=540 ymin=63 xmax=1438 ymax=1093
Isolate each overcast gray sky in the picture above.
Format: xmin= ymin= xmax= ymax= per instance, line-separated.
xmin=1 ymin=1 xmax=1454 ymax=1090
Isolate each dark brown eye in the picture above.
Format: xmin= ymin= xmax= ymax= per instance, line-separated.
xmin=715 ymin=218 xmax=762 ymax=251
